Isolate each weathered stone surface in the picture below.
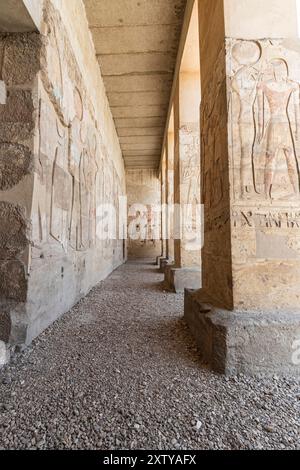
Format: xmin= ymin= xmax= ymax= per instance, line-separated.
xmin=0 ymin=80 xmax=6 ymax=104
xmin=0 ymin=0 xmax=126 ymax=361
xmin=0 ymin=89 xmax=34 ymax=124
xmin=159 ymin=257 xmax=169 ymax=273
xmin=127 ymin=169 xmax=161 ymax=259
xmin=0 ymin=260 xmax=27 ymax=302
xmin=0 ymin=311 xmax=11 ymax=343
xmin=0 ymin=202 xmax=27 ymax=258
xmin=0 ymin=33 xmax=42 ymax=86
xmin=85 ymin=0 xmax=187 ymax=169
xmin=0 ymin=123 xmax=33 ymax=145
xmin=165 ymin=266 xmax=201 ymax=294
xmin=0 ymin=143 xmax=32 ymax=190
xmin=184 ymin=289 xmax=300 ymax=377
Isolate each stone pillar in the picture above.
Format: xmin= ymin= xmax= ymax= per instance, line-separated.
xmin=165 ymin=71 xmax=201 ymax=292
xmin=185 ymin=0 xmax=300 ymax=376
xmin=166 ymin=119 xmax=175 ymax=262
xmin=158 ymin=153 xmax=168 ymax=270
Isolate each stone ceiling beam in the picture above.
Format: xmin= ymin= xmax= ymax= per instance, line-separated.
xmin=0 ymin=0 xmax=42 ymax=32
xmin=84 ymin=0 xmax=187 ymax=169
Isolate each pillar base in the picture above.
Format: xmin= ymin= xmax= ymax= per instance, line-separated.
xmin=0 ymin=341 xmax=10 ymax=368
xmin=155 ymin=255 xmax=164 ymax=266
xmin=159 ymin=257 xmax=169 ymax=273
xmin=165 ymin=267 xmax=201 ymax=293
xmin=184 ymin=289 xmax=300 ymax=377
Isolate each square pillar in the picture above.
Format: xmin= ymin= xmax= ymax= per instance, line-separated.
xmin=165 ymin=46 xmax=201 ymax=292
xmin=185 ymin=0 xmax=300 ymax=376
xmin=166 ymin=127 xmax=175 ymax=262
xmin=157 ymin=154 xmax=168 ymax=268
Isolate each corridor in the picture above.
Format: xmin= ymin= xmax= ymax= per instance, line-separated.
xmin=0 ymin=261 xmax=298 ymax=450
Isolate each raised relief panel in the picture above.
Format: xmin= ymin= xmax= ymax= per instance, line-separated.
xmin=38 ymin=89 xmax=71 ymax=249
xmin=50 ymin=120 xmax=71 ymax=249
xmin=228 ymin=39 xmax=300 ymax=203
xmin=103 ymin=156 xmax=114 ymax=261
xmin=180 ymin=124 xmax=201 ymax=255
xmin=69 ymin=88 xmax=86 ymax=252
xmin=45 ymin=20 xmax=64 ymax=109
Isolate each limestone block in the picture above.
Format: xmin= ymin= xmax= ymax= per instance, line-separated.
xmin=155 ymin=255 xmax=164 ymax=266
xmin=0 ymin=260 xmax=27 ymax=302
xmin=0 ymin=202 xmax=28 ymax=259
xmin=0 ymin=81 xmax=6 ymax=105
xmin=224 ymin=0 xmax=299 ymax=40
xmin=184 ymin=289 xmax=300 ymax=377
xmin=165 ymin=266 xmax=201 ymax=293
xmin=126 ymin=169 xmax=161 ymax=259
xmin=0 ymin=311 xmax=11 ymax=343
xmin=228 ymin=38 xmax=300 ymax=202
xmin=0 ymin=0 xmax=126 ymax=363
xmin=0 ymin=89 xmax=34 ymax=125
xmin=0 ymin=33 xmax=41 ymax=86
xmin=227 ymin=38 xmax=300 ymax=310
xmin=0 ymin=341 xmax=9 ymax=367
xmin=0 ymin=122 xmax=33 ymax=147
xmin=0 ymin=143 xmax=32 ymax=191
xmin=159 ymin=257 xmax=169 ymax=273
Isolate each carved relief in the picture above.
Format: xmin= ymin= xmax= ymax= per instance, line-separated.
xmin=180 ymin=124 xmax=200 ymax=206
xmin=229 ymin=39 xmax=300 ymax=201
xmin=0 ymin=143 xmax=32 ymax=191
xmin=0 ymin=202 xmax=27 ymax=259
xmin=50 ymin=120 xmax=71 ymax=248
xmin=257 ymin=59 xmax=299 ymax=199
xmin=230 ymin=41 xmax=262 ymax=197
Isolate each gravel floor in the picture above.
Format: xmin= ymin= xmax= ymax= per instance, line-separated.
xmin=0 ymin=260 xmax=299 ymax=450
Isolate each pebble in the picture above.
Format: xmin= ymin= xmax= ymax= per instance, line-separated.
xmin=0 ymin=262 xmax=299 ymax=450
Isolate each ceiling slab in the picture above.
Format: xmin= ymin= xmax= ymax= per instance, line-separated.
xmin=117 ymin=127 xmax=164 ymax=137
xmin=0 ymin=0 xmax=40 ymax=32
xmin=111 ymin=105 xmax=167 ymax=119
xmin=84 ymin=0 xmax=187 ymax=169
xmin=99 ymin=52 xmax=176 ymax=76
xmin=84 ymin=0 xmax=186 ymax=27
xmin=104 ymin=74 xmax=173 ymax=93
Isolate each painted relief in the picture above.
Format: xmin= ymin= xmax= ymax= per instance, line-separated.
xmin=229 ymin=39 xmax=300 ymax=201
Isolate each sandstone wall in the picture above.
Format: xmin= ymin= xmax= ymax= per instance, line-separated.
xmin=0 ymin=0 xmax=126 ymax=361
xmin=126 ymin=169 xmax=161 ymax=259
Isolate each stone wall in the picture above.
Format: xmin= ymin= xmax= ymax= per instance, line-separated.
xmin=126 ymin=169 xmax=161 ymax=259
xmin=0 ymin=0 xmax=126 ymax=363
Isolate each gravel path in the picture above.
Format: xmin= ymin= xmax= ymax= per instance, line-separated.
xmin=0 ymin=260 xmax=299 ymax=450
